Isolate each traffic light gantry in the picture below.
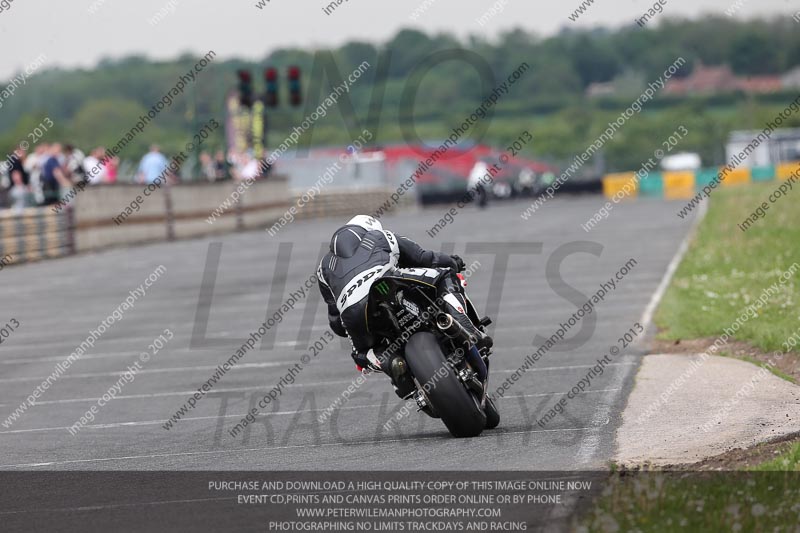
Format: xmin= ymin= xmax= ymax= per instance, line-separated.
xmin=236 ymin=66 xmax=301 ymax=109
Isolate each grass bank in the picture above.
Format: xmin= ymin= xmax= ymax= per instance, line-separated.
xmin=656 ymin=182 xmax=800 ymax=352
xmin=576 ymin=469 xmax=800 ymax=531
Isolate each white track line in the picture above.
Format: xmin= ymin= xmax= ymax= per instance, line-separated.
xmin=494 ymin=362 xmax=636 ymax=374
xmin=575 ymin=360 xmax=632 ymax=467
xmin=20 ymin=369 xmax=624 ymax=405
xmin=29 ymin=384 xmax=312 ymax=405
xmin=0 ymin=352 xmax=143 ymax=365
xmin=0 ymin=389 xmax=619 ymax=435
xmin=0 ymin=362 xmax=634 ymax=390
xmin=0 ymin=338 xmax=304 ymax=355
xmin=0 ymin=361 xmax=296 ymax=383
xmin=0 ymin=421 xmax=610 ymax=469
xmin=638 ymin=200 xmax=708 ymax=334
xmin=0 ymin=348 xmax=305 ymax=365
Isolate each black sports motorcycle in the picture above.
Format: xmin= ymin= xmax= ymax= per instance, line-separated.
xmin=366 ymin=272 xmax=499 ymax=438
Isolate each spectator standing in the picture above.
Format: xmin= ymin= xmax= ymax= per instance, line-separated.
xmin=238 ymin=151 xmax=260 ymax=181
xmin=199 ymin=151 xmax=216 ymax=181
xmin=214 ymin=150 xmax=230 ymax=180
xmin=137 ymin=145 xmax=168 ymax=185
xmin=104 ymin=150 xmax=119 ymax=183
xmin=64 ymin=144 xmax=86 ymax=183
xmin=24 ymin=143 xmax=49 ymax=204
xmin=8 ymin=148 xmax=30 ymax=188
xmin=8 ymin=148 xmax=30 ymax=209
xmin=83 ymin=147 xmax=107 ymax=185
xmin=40 ymin=143 xmax=71 ymax=205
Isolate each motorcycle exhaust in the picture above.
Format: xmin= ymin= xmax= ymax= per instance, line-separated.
xmin=435 ymin=313 xmax=476 ymax=346
xmin=435 ymin=312 xmax=454 ymax=331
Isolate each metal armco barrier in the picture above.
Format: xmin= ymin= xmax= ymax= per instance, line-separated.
xmin=0 ymin=207 xmax=74 ymax=265
xmin=0 ymin=181 xmax=413 ymax=266
xmin=291 ymin=188 xmax=411 ymax=220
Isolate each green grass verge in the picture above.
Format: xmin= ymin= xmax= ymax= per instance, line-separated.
xmin=752 ymin=442 xmax=800 ymax=471
xmin=656 ymin=182 xmax=800 ymax=352
xmin=579 ymin=442 xmax=800 ymax=530
xmin=578 ymin=443 xmax=800 ymax=530
xmin=576 ymin=471 xmax=800 ymax=531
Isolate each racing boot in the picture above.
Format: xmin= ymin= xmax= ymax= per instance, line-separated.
xmin=375 ymin=348 xmax=415 ymax=399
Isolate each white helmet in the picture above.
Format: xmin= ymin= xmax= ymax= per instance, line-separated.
xmin=347 ymin=215 xmax=382 ymax=232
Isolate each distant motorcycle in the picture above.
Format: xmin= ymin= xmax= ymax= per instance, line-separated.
xmin=367 ymin=271 xmax=499 ymax=438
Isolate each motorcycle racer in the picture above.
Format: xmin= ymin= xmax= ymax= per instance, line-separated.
xmin=317 ymin=215 xmax=492 ymax=396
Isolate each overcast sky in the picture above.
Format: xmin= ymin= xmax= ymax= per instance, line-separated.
xmin=0 ymin=0 xmax=797 ymax=80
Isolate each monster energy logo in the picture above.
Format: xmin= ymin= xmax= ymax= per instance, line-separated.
xmin=375 ymin=281 xmax=390 ymax=295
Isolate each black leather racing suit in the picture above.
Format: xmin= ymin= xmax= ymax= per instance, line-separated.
xmin=317 ymin=223 xmax=478 ymax=370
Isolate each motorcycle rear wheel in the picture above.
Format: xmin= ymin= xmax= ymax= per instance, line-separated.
xmin=405 ymin=332 xmax=486 ymax=438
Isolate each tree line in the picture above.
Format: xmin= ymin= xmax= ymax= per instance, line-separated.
xmin=1 ymin=15 xmax=799 ymax=176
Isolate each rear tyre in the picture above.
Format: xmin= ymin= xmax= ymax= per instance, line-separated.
xmin=405 ymin=332 xmax=486 ymax=438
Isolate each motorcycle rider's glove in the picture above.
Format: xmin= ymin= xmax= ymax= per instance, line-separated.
xmin=433 ymin=254 xmax=465 ymax=272
xmin=450 ymin=254 xmax=466 ymax=272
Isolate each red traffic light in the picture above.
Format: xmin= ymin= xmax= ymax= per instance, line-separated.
xmin=237 ymin=69 xmax=253 ymax=108
xmin=288 ymin=66 xmax=301 ymax=107
xmin=265 ymin=67 xmax=279 ymax=108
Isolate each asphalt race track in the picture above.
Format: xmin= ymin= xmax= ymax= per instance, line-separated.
xmin=0 ymin=196 xmax=695 ymax=473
